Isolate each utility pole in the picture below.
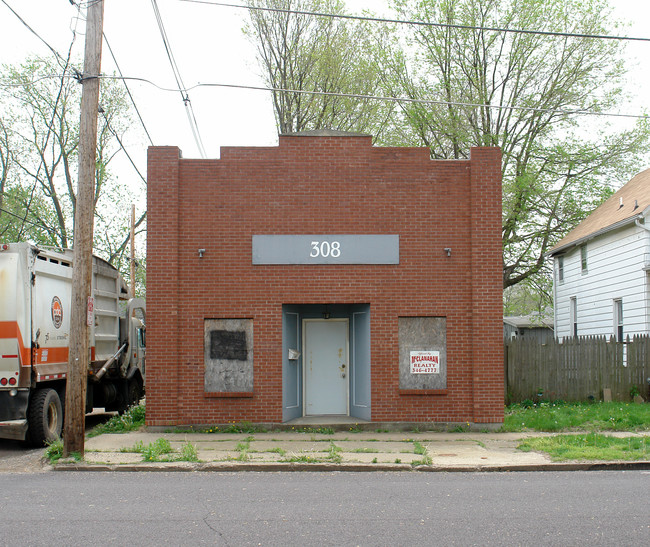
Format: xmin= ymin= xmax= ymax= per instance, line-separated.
xmin=131 ymin=204 xmax=136 ymax=297
xmin=64 ymin=0 xmax=104 ymax=457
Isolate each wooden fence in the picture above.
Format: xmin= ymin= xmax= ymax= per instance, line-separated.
xmin=505 ymin=335 xmax=650 ymax=403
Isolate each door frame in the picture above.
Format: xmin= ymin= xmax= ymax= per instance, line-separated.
xmin=302 ymin=318 xmax=350 ymax=416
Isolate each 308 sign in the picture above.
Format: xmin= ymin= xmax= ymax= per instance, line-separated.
xmin=309 ymin=240 xmax=341 ymax=258
xmin=252 ymin=234 xmax=399 ymax=264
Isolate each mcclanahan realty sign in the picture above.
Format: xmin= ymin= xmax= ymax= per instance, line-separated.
xmin=409 ymin=350 xmax=440 ymax=374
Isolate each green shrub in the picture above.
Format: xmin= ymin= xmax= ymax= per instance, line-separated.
xmin=87 ymin=404 xmax=146 ymax=437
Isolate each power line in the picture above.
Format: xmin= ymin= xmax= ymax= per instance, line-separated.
xmin=5 ymin=72 xmax=649 ymax=121
xmin=102 ymin=33 xmax=155 ymax=146
xmin=0 ymin=205 xmax=144 ymax=264
xmin=0 ymin=0 xmax=72 ymax=68
xmin=150 ymin=0 xmax=207 ymax=158
xmin=99 ymin=75 xmax=650 ymax=121
xmin=179 ymin=0 xmax=650 ymax=43
xmin=6 ymin=3 xmax=82 ymax=241
xmin=100 ymin=109 xmax=147 ymax=185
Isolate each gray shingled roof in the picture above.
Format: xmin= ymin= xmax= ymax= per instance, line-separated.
xmin=549 ymin=168 xmax=650 ymax=255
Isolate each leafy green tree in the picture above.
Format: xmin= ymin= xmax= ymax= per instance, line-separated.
xmin=380 ymin=0 xmax=650 ymax=291
xmin=0 ymin=56 xmax=145 ymax=291
xmin=245 ymin=0 xmax=392 ymax=136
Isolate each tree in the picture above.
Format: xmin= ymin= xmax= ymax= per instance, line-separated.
xmin=379 ymin=0 xmax=650 ymax=292
xmin=0 ymin=116 xmax=12 ymax=224
xmin=244 ymin=0 xmax=392 ymax=136
xmin=0 ymin=56 xmax=145 ymax=290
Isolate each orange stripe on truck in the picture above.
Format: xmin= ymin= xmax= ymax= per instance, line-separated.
xmin=0 ymin=320 xmax=30 ymax=367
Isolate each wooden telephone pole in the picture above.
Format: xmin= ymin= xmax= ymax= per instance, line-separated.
xmin=131 ymin=204 xmax=136 ymax=297
xmin=64 ymin=0 xmax=104 ymax=457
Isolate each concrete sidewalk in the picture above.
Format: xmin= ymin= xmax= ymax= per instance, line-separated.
xmin=54 ymin=429 xmax=650 ymax=472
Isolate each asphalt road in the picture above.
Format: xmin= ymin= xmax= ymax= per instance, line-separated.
xmin=0 ymin=471 xmax=648 ymax=545
xmin=0 ymin=409 xmax=115 ymax=473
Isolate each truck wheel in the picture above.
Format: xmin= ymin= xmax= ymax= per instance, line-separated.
xmin=27 ymin=388 xmax=63 ymax=446
xmin=127 ymin=380 xmax=141 ymax=409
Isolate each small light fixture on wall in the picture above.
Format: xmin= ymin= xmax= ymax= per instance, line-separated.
xmin=322 ymin=305 xmax=330 ymax=320
xmin=444 ymin=248 xmax=452 ymax=257
xmin=198 ymin=248 xmax=206 ymax=258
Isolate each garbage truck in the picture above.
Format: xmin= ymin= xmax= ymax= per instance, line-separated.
xmin=0 ymin=242 xmax=145 ymax=445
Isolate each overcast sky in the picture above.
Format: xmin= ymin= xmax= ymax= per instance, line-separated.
xmin=1 ymin=0 xmax=649 ymax=188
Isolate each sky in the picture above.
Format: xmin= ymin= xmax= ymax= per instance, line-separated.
xmin=1 ymin=0 xmax=649 ymax=196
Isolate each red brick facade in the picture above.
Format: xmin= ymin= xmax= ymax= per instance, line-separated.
xmin=146 ymin=134 xmax=503 ymax=426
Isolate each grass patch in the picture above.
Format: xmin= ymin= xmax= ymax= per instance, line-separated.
xmin=87 ymin=404 xmax=146 ymax=437
xmin=298 ymin=427 xmax=334 ymax=435
xmin=178 ymin=442 xmax=199 ymax=462
xmin=235 ymin=436 xmax=254 ymax=460
xmin=44 ymin=438 xmax=65 ymax=464
xmin=412 ymin=441 xmax=432 ymax=465
xmin=413 ymin=441 xmax=427 ymax=455
xmin=351 ymin=447 xmax=380 ymax=454
xmin=142 ymin=438 xmax=173 ymax=461
xmin=170 ymin=421 xmax=268 ymax=434
xmin=235 ymin=436 xmax=254 ymax=452
xmin=328 ymin=442 xmax=342 ymax=463
xmin=222 ymin=421 xmax=267 ymax=434
xmin=124 ymin=438 xmax=200 ymax=462
xmin=503 ymin=401 xmax=650 ymax=432
xmin=282 ymin=454 xmax=323 ymax=463
xmin=518 ymin=433 xmax=650 ymax=461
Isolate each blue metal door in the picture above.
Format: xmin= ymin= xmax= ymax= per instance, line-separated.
xmin=350 ymin=305 xmax=371 ymax=420
xmin=304 ymin=319 xmax=348 ymax=415
xmin=282 ymin=305 xmax=302 ymax=421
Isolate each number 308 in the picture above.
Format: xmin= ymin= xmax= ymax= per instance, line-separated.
xmin=310 ymin=241 xmax=341 ymax=258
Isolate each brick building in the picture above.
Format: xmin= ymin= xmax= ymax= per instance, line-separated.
xmin=146 ymin=131 xmax=503 ymax=427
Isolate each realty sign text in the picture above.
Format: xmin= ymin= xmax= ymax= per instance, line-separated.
xmin=410 ymin=350 xmax=440 ymax=374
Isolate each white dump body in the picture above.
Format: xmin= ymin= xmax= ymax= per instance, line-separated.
xmin=0 ymin=242 xmax=137 ymax=442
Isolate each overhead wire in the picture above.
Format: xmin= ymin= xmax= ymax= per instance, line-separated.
xmin=4 ymin=72 xmax=649 ymax=121
xmin=0 ymin=205 xmax=142 ymax=261
xmin=0 ymin=0 xmax=71 ymax=68
xmin=1 ymin=1 xmax=147 ymax=250
xmin=97 ymin=76 xmax=649 ymax=121
xmin=100 ymin=110 xmax=148 ymax=185
xmin=179 ymin=0 xmax=650 ymax=43
xmin=0 ymin=0 xmax=83 ymax=241
xmin=102 ymin=33 xmax=155 ymax=146
xmin=150 ymin=0 xmax=207 ymax=158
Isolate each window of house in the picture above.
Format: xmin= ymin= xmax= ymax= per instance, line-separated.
xmin=558 ymin=256 xmax=564 ymax=282
xmin=614 ymin=299 xmax=623 ymax=342
xmin=570 ymin=297 xmax=578 ymax=337
xmin=580 ymin=245 xmax=588 ymax=273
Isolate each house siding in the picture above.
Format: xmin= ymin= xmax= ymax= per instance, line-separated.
xmin=554 ymin=224 xmax=649 ymax=339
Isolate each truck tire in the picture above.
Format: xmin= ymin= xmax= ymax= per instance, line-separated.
xmin=27 ymin=388 xmax=63 ymax=446
xmin=127 ymin=379 xmax=141 ymax=409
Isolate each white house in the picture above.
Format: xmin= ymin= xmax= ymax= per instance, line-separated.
xmin=550 ymin=169 xmax=650 ymax=340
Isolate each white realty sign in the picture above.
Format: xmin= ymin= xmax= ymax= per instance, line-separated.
xmin=410 ymin=350 xmax=440 ymax=374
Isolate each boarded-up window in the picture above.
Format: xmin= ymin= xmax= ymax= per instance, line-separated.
xmin=210 ymin=330 xmax=248 ymax=361
xmin=398 ymin=317 xmax=447 ymax=390
xmin=204 ymin=319 xmax=253 ymax=393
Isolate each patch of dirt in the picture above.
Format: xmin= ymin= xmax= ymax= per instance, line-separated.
xmin=0 ymin=441 xmax=49 ymax=473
